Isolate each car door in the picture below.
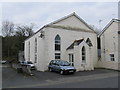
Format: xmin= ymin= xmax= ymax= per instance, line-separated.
xmin=51 ymin=60 xmax=56 ymax=71
xmin=54 ymin=61 xmax=60 ymax=72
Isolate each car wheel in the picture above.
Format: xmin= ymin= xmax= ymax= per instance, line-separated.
xmin=60 ymin=70 xmax=64 ymax=75
xmin=49 ymin=68 xmax=52 ymax=72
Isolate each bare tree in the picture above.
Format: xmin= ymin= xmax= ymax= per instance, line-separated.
xmin=15 ymin=25 xmax=26 ymax=37
xmin=2 ymin=20 xmax=15 ymax=37
xmin=15 ymin=23 xmax=34 ymax=37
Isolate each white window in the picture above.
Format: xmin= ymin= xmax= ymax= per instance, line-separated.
xmin=82 ymin=46 xmax=86 ymax=63
xmin=55 ymin=53 xmax=61 ymax=60
xmin=55 ymin=34 xmax=61 ymax=60
xmin=110 ymin=54 xmax=115 ymax=61
xmin=69 ymin=54 xmax=74 ymax=66
xmin=34 ymin=38 xmax=37 ymax=63
xmin=35 ymin=38 xmax=37 ymax=53
xmin=28 ymin=41 xmax=30 ymax=61
xmin=55 ymin=35 xmax=61 ymax=51
xmin=34 ymin=54 xmax=37 ymax=63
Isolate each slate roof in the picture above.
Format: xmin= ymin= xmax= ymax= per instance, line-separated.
xmin=66 ymin=39 xmax=84 ymax=50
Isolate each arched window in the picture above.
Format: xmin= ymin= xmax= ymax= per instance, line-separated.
xmin=86 ymin=38 xmax=93 ymax=47
xmin=35 ymin=38 xmax=37 ymax=53
xmin=82 ymin=46 xmax=86 ymax=63
xmin=34 ymin=38 xmax=37 ymax=63
xmin=28 ymin=41 xmax=30 ymax=61
xmin=55 ymin=35 xmax=61 ymax=51
xmin=55 ymin=35 xmax=61 ymax=60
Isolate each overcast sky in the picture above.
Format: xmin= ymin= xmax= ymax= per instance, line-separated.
xmin=1 ymin=2 xmax=118 ymax=34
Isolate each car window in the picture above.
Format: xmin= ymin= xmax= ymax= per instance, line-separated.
xmin=55 ymin=61 xmax=60 ymax=65
xmin=61 ymin=61 xmax=70 ymax=66
xmin=50 ymin=60 xmax=56 ymax=65
xmin=27 ymin=62 xmax=33 ymax=64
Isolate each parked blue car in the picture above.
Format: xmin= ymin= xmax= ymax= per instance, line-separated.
xmin=48 ymin=60 xmax=76 ymax=75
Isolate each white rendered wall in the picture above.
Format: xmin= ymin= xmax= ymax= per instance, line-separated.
xmin=99 ymin=21 xmax=119 ymax=70
xmin=44 ymin=27 xmax=97 ymax=71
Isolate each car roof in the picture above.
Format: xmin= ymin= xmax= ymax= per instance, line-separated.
xmin=51 ymin=60 xmax=67 ymax=62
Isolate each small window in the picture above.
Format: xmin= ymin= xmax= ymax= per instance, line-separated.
xmin=110 ymin=54 xmax=115 ymax=61
xmin=82 ymin=46 xmax=86 ymax=63
xmin=34 ymin=54 xmax=37 ymax=63
xmin=28 ymin=41 xmax=30 ymax=61
xmin=35 ymin=38 xmax=37 ymax=53
xmin=86 ymin=38 xmax=93 ymax=47
xmin=55 ymin=53 xmax=61 ymax=60
xmin=69 ymin=54 xmax=74 ymax=66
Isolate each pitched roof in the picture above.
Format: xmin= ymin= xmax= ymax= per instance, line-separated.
xmin=25 ymin=12 xmax=95 ymax=41
xmin=47 ymin=12 xmax=94 ymax=31
xmin=98 ymin=19 xmax=120 ymax=37
xmin=66 ymin=39 xmax=84 ymax=50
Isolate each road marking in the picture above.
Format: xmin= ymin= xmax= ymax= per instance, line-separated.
xmin=8 ymin=72 xmax=118 ymax=88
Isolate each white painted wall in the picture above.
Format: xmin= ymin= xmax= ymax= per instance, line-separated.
xmin=99 ymin=21 xmax=119 ymax=70
xmin=44 ymin=27 xmax=97 ymax=71
xmin=54 ymin=15 xmax=92 ymax=31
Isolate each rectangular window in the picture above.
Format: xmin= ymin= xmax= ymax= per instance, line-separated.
xmin=55 ymin=53 xmax=61 ymax=60
xmin=82 ymin=53 xmax=86 ymax=63
xmin=110 ymin=54 xmax=115 ymax=61
xmin=55 ymin=44 xmax=60 ymax=51
xmin=69 ymin=54 xmax=74 ymax=66
xmin=34 ymin=54 xmax=37 ymax=63
xmin=28 ymin=41 xmax=30 ymax=61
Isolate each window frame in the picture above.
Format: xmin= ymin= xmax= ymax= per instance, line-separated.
xmin=35 ymin=38 xmax=37 ymax=53
xmin=109 ymin=54 xmax=115 ymax=61
xmin=28 ymin=41 xmax=30 ymax=61
xmin=55 ymin=53 xmax=61 ymax=60
xmin=55 ymin=35 xmax=61 ymax=51
xmin=82 ymin=46 xmax=86 ymax=63
xmin=69 ymin=54 xmax=74 ymax=66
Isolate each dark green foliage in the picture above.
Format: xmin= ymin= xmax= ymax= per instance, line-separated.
xmin=2 ymin=20 xmax=35 ymax=61
xmin=2 ymin=36 xmax=28 ymax=61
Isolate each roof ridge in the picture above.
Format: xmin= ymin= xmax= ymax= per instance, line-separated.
xmin=98 ymin=18 xmax=119 ymax=37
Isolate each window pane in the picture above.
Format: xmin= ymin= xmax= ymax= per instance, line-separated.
xmin=72 ymin=55 xmax=74 ymax=62
xmin=55 ymin=44 xmax=60 ymax=51
xmin=69 ymin=54 xmax=74 ymax=66
xmin=110 ymin=54 xmax=115 ymax=61
xmin=55 ymin=35 xmax=61 ymax=51
xmin=82 ymin=46 xmax=86 ymax=63
xmin=55 ymin=35 xmax=60 ymax=40
xmin=55 ymin=53 xmax=61 ymax=59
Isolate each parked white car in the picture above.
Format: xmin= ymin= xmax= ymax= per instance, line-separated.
xmin=20 ymin=61 xmax=35 ymax=70
xmin=0 ymin=60 xmax=7 ymax=64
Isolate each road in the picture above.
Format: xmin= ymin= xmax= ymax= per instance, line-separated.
xmin=2 ymin=64 xmax=119 ymax=88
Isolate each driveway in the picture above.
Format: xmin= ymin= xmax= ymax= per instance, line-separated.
xmin=2 ymin=64 xmax=119 ymax=88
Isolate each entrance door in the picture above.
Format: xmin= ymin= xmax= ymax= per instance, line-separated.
xmin=69 ymin=54 xmax=74 ymax=66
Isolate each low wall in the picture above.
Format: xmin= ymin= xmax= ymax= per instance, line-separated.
xmin=12 ymin=63 xmax=33 ymax=75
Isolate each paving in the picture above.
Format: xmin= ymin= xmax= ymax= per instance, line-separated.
xmin=2 ymin=64 xmax=119 ymax=88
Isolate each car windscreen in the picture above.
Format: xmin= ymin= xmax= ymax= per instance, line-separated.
xmin=60 ymin=61 xmax=70 ymax=66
